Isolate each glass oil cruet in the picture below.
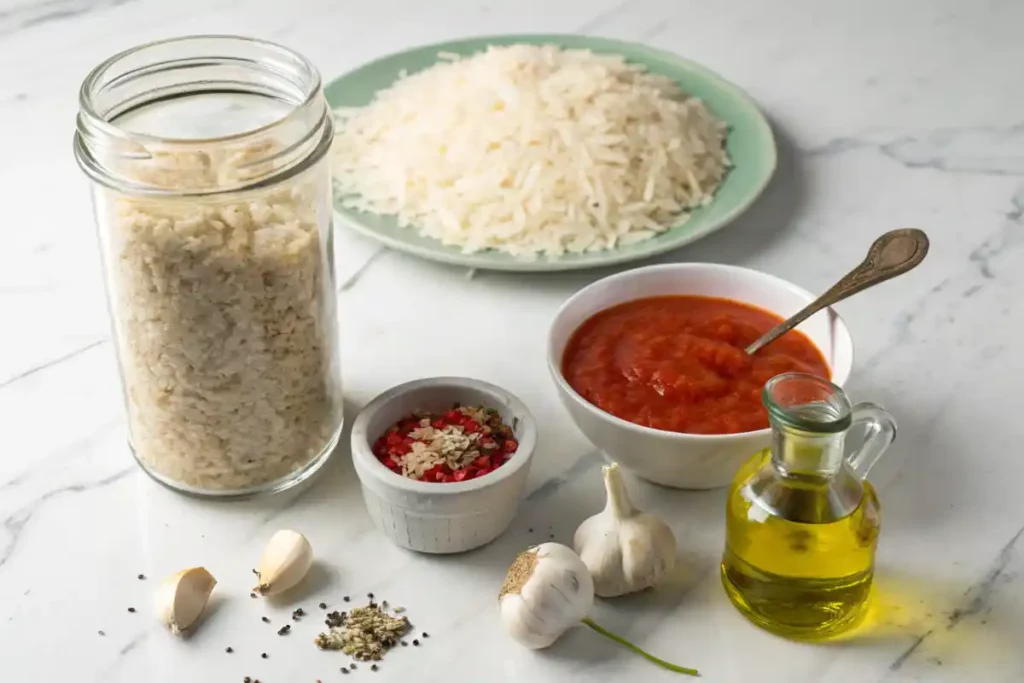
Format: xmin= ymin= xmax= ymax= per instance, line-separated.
xmin=721 ymin=372 xmax=897 ymax=640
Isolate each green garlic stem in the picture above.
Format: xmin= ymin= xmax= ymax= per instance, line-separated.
xmin=580 ymin=617 xmax=700 ymax=677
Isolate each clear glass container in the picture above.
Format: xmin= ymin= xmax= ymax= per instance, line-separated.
xmin=74 ymin=36 xmax=343 ymax=497
xmin=721 ymin=372 xmax=897 ymax=639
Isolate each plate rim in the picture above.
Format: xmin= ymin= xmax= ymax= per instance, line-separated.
xmin=326 ymin=33 xmax=777 ymax=272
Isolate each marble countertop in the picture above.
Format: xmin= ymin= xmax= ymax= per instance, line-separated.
xmin=2 ymin=0 xmax=1023 ymax=681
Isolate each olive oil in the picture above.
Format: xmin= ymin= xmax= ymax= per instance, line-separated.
xmin=720 ymin=373 xmax=895 ymax=641
xmin=721 ymin=449 xmax=881 ymax=639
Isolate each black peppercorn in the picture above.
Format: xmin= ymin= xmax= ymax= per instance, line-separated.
xmin=127 ymin=607 xmax=136 ymax=613
xmin=413 ymin=639 xmax=420 ymax=646
xmin=319 ymin=602 xmax=327 ymax=609
xmin=225 ymin=647 xmax=233 ymax=653
xmin=261 ymin=616 xmax=270 ymax=623
xmin=260 ymin=652 xmax=268 ymax=659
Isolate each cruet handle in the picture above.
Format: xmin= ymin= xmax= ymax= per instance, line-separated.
xmin=845 ymin=402 xmax=898 ymax=479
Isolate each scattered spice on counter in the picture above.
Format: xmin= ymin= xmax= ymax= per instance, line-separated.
xmin=341 ymin=668 xmax=349 ymax=675
xmin=98 ymin=630 xmax=105 ymax=636
xmin=260 ymin=652 xmax=268 ymax=659
xmin=373 ymin=406 xmax=518 ymax=482
xmin=244 ymin=677 xmax=251 ymax=683
xmin=371 ymin=664 xmax=378 ymax=672
xmin=422 ymin=632 xmax=429 ymax=638
xmin=137 ymin=574 xmax=146 ymax=580
xmin=127 ymin=607 xmax=136 ymax=613
xmin=315 ymin=601 xmax=410 ymax=662
xmin=319 ymin=602 xmax=327 ymax=610
xmin=250 ymin=592 xmax=257 ymax=599
xmin=261 ymin=616 xmax=270 ymax=624
xmin=277 ymin=625 xmax=291 ymax=636
xmin=343 ymin=596 xmax=350 ymax=602
xmin=412 ymin=639 xmax=419 ymax=646
xmin=225 ymin=647 xmax=233 ymax=653
xmin=292 ymin=608 xmax=305 ymax=619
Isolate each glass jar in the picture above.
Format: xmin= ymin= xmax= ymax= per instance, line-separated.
xmin=74 ymin=36 xmax=343 ymax=497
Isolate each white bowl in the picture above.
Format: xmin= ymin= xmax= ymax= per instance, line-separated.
xmin=547 ymin=263 xmax=853 ymax=489
xmin=350 ymin=377 xmax=537 ymax=554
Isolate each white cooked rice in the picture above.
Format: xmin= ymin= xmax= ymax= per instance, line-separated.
xmin=331 ymin=44 xmax=731 ymax=257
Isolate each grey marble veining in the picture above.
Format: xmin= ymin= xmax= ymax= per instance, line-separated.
xmin=1 ymin=1 xmax=1023 ymax=681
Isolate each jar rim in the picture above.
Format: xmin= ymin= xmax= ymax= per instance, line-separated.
xmin=77 ymin=34 xmax=321 ymax=145
xmin=73 ymin=34 xmax=332 ymax=196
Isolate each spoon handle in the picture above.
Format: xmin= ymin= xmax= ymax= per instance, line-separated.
xmin=745 ymin=229 xmax=930 ymax=355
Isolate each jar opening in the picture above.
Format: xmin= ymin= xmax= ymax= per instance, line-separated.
xmin=74 ymin=35 xmax=332 ymax=196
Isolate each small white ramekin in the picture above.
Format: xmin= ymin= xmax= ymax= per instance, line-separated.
xmin=350 ymin=377 xmax=537 ymax=554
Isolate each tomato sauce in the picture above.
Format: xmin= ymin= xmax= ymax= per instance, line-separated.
xmin=561 ymin=296 xmax=830 ymax=435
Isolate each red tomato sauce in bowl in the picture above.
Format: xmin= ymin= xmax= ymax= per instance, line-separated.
xmin=561 ymin=295 xmax=830 ymax=435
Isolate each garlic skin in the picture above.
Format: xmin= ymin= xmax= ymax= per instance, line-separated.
xmin=574 ymin=463 xmax=677 ymax=597
xmin=154 ymin=567 xmax=217 ymax=635
xmin=498 ymin=542 xmax=594 ymax=649
xmin=254 ymin=529 xmax=313 ymax=596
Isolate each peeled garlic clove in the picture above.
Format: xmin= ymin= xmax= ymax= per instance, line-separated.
xmin=253 ymin=529 xmax=313 ymax=596
xmin=154 ymin=567 xmax=217 ymax=635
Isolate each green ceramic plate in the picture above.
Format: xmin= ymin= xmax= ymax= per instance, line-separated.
xmin=324 ymin=34 xmax=776 ymax=272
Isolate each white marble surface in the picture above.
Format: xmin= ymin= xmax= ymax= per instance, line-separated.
xmin=2 ymin=0 xmax=1023 ymax=681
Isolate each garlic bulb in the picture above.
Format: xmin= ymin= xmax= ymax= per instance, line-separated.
xmin=253 ymin=529 xmax=313 ymax=596
xmin=498 ymin=543 xmax=699 ymax=676
xmin=154 ymin=567 xmax=217 ymax=635
xmin=499 ymin=542 xmax=594 ymax=649
xmin=574 ymin=463 xmax=677 ymax=597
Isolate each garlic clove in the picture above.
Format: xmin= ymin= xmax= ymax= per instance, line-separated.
xmin=154 ymin=567 xmax=217 ymax=635
xmin=253 ymin=529 xmax=313 ymax=596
